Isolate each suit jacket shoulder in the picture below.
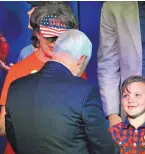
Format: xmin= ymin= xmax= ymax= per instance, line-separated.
xmin=102 ymin=1 xmax=137 ymax=20
xmin=103 ymin=1 xmax=130 ymax=12
xmin=8 ymin=72 xmax=98 ymax=107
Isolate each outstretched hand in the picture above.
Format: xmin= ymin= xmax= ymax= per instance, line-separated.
xmin=0 ymin=60 xmax=14 ymax=71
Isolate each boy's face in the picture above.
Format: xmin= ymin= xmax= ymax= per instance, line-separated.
xmin=122 ymin=82 xmax=145 ymax=118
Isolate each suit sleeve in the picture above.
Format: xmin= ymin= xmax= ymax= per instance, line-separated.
xmin=97 ymin=2 xmax=120 ymax=117
xmin=81 ymin=86 xmax=119 ymax=154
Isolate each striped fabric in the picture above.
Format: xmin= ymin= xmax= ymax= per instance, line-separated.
xmin=40 ymin=25 xmax=67 ymax=37
xmin=40 ymin=15 xmax=70 ymax=37
xmin=109 ymin=119 xmax=145 ymax=154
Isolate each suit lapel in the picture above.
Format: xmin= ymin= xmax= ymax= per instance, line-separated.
xmin=122 ymin=1 xmax=142 ymax=60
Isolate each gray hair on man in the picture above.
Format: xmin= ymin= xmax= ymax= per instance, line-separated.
xmin=53 ymin=29 xmax=92 ymax=68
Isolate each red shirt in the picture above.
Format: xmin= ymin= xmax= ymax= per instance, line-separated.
xmin=0 ymin=51 xmax=44 ymax=106
xmin=109 ymin=119 xmax=145 ymax=154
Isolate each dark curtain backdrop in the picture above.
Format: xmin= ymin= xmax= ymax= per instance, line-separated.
xmin=0 ymin=1 xmax=104 ymax=153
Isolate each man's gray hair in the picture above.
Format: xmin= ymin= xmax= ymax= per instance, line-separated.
xmin=53 ymin=29 xmax=92 ymax=65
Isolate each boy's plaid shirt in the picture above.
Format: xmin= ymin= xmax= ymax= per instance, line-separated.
xmin=109 ymin=119 xmax=145 ymax=154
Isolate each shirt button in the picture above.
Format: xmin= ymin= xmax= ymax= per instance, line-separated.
xmin=135 ymin=130 xmax=138 ymax=133
xmin=30 ymin=70 xmax=38 ymax=74
xmin=133 ymin=143 xmax=136 ymax=146
xmin=119 ymin=141 xmax=122 ymax=145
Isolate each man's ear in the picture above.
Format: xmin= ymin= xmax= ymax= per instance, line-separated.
xmin=77 ymin=55 xmax=87 ymax=68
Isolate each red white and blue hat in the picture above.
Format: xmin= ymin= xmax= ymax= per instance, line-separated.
xmin=40 ymin=15 xmax=71 ymax=38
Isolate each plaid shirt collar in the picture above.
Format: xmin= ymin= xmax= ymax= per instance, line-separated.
xmin=122 ymin=118 xmax=145 ymax=129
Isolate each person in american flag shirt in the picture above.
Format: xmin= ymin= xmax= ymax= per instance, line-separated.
xmin=109 ymin=75 xmax=145 ymax=154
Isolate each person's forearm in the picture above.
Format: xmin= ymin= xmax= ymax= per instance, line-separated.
xmin=0 ymin=118 xmax=5 ymax=136
xmin=0 ymin=105 xmax=6 ymax=136
xmin=0 ymin=126 xmax=5 ymax=136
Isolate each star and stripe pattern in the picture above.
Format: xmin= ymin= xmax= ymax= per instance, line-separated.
xmin=40 ymin=15 xmax=70 ymax=37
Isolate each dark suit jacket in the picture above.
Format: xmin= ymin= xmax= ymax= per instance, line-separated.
xmin=5 ymin=61 xmax=119 ymax=154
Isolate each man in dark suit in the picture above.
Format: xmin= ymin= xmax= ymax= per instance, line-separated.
xmin=3 ymin=29 xmax=119 ymax=154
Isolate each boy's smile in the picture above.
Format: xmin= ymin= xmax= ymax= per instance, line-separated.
xmin=122 ymin=82 xmax=145 ymax=118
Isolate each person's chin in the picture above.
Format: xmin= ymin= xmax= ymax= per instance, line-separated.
xmin=127 ymin=111 xmax=140 ymax=118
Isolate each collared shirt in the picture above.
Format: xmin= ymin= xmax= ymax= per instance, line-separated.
xmin=109 ymin=119 xmax=145 ymax=154
xmin=138 ymin=2 xmax=145 ymax=77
